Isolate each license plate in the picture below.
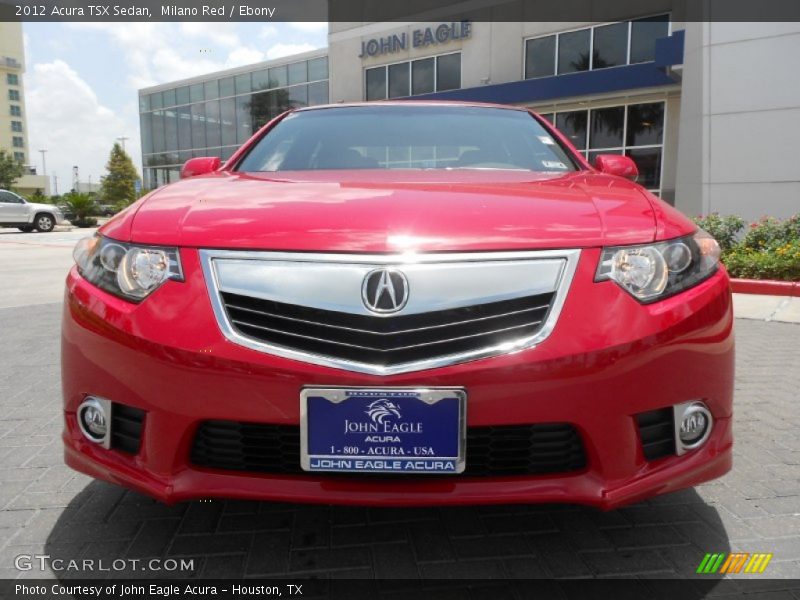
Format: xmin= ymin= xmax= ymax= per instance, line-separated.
xmin=300 ymin=388 xmax=466 ymax=474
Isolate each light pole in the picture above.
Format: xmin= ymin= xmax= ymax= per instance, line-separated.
xmin=117 ymin=136 xmax=129 ymax=152
xmin=39 ymin=149 xmax=49 ymax=195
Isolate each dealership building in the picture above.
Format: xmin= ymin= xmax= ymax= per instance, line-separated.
xmin=139 ymin=8 xmax=800 ymax=221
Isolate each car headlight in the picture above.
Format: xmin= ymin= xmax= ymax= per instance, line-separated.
xmin=595 ymin=230 xmax=721 ymax=302
xmin=73 ymin=235 xmax=183 ymax=301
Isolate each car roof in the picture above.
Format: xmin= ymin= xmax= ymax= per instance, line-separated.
xmin=293 ymin=100 xmax=531 ymax=113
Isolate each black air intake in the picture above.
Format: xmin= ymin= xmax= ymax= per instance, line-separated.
xmin=636 ymin=408 xmax=676 ymax=461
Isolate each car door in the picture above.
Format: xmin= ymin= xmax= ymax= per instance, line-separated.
xmin=0 ymin=191 xmax=28 ymax=223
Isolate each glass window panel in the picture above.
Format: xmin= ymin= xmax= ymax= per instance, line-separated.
xmin=248 ymin=92 xmax=271 ymax=130
xmin=140 ymin=112 xmax=152 ymax=155
xmin=308 ymin=57 xmax=328 ymax=81
xmin=411 ymin=58 xmax=434 ymax=95
xmin=139 ymin=94 xmax=150 ymax=112
xmin=269 ymin=65 xmax=288 ymax=87
xmin=150 ymin=92 xmax=163 ymax=110
xmin=289 ymin=85 xmax=308 ymax=108
xmin=436 ymin=53 xmax=461 ymax=91
xmin=204 ymin=79 xmax=219 ymax=101
xmin=235 ymin=73 xmax=251 ymax=95
xmin=189 ymin=84 xmax=204 ymax=103
xmin=221 ymin=146 xmax=237 ymax=160
xmin=219 ymin=77 xmax=235 ymax=97
xmin=175 ymin=86 xmax=190 ymax=105
xmin=366 ymin=66 xmax=386 ymax=101
xmin=388 ymin=62 xmax=410 ymax=98
xmin=555 ymin=111 xmax=588 ymax=150
xmin=592 ymin=22 xmax=628 ymax=69
xmin=558 ymin=29 xmax=591 ymax=74
xmin=236 ymin=95 xmax=253 ymax=143
xmin=177 ymin=106 xmax=191 ymax=150
xmin=164 ymin=108 xmax=178 ymax=151
xmin=204 ymin=100 xmax=221 ymax=148
xmin=151 ymin=110 xmax=165 ymax=153
xmin=220 ymin=98 xmax=237 ymax=146
xmin=589 ymin=106 xmax=625 ymax=149
xmin=626 ymin=147 xmax=662 ymax=189
xmin=626 ymin=102 xmax=665 ymax=146
xmin=630 ymin=15 xmax=669 ymax=64
xmin=538 ymin=112 xmax=554 ymax=124
xmin=162 ymin=88 xmax=177 ymax=107
xmin=288 ymin=62 xmax=307 ymax=85
xmin=525 ymin=35 xmax=556 ymax=79
xmin=251 ymin=70 xmax=270 ymax=91
xmin=191 ymin=103 xmax=206 ymax=149
xmin=308 ymin=81 xmax=328 ymax=106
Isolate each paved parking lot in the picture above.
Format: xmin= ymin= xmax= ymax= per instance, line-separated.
xmin=1 ymin=228 xmax=799 ymax=591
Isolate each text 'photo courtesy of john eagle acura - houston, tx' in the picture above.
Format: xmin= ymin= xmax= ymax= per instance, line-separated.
xmin=62 ymin=102 xmax=732 ymax=509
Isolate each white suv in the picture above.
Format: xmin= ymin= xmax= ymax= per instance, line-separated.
xmin=0 ymin=189 xmax=65 ymax=232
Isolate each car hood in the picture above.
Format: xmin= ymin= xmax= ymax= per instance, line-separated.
xmin=102 ymin=170 xmax=693 ymax=252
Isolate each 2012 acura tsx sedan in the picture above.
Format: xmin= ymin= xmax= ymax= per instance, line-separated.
xmin=62 ymin=102 xmax=733 ymax=508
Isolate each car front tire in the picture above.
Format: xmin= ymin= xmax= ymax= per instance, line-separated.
xmin=34 ymin=214 xmax=55 ymax=232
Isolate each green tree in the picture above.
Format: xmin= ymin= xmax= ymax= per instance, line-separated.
xmin=100 ymin=142 xmax=139 ymax=207
xmin=0 ymin=149 xmax=25 ymax=190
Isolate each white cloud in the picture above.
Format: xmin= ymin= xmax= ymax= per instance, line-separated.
xmin=259 ymin=25 xmax=279 ymax=39
xmin=289 ymin=22 xmax=328 ymax=33
xmin=226 ymin=47 xmax=266 ymax=68
xmin=179 ymin=23 xmax=241 ymax=49
xmin=26 ymin=60 xmax=139 ymax=192
xmin=266 ymin=43 xmax=317 ymax=60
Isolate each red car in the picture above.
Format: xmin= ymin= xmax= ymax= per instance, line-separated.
xmin=62 ymin=102 xmax=733 ymax=509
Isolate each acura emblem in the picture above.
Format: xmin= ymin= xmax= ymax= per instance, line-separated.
xmin=362 ymin=268 xmax=409 ymax=314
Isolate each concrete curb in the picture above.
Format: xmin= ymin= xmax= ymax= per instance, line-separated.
xmin=730 ymin=278 xmax=800 ymax=297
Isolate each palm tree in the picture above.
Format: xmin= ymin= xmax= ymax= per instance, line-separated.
xmin=63 ymin=192 xmax=98 ymax=228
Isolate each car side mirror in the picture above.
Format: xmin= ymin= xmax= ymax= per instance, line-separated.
xmin=180 ymin=157 xmax=221 ymax=179
xmin=594 ymin=154 xmax=638 ymax=180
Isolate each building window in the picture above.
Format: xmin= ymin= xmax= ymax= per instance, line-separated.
xmin=630 ymin=15 xmax=670 ymax=63
xmin=10 ymin=105 xmax=21 ymax=116
xmin=558 ymin=29 xmax=591 ymax=74
xmin=9 ymin=89 xmax=20 ymax=102
xmin=545 ymin=101 xmax=665 ymax=194
xmin=365 ymin=52 xmax=461 ymax=100
xmin=11 ymin=121 xmax=22 ymax=132
xmin=525 ymin=15 xmax=670 ymax=79
xmin=12 ymin=136 xmax=23 ymax=148
xmin=7 ymin=73 xmax=19 ymax=86
xmin=525 ymin=36 xmax=556 ymax=79
xmin=365 ymin=66 xmax=387 ymax=101
xmin=13 ymin=152 xmax=24 ymax=163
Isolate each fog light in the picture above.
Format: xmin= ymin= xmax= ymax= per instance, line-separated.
xmin=77 ymin=397 xmax=111 ymax=447
xmin=675 ymin=402 xmax=713 ymax=453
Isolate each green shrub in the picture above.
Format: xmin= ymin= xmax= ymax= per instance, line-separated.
xmin=722 ymin=240 xmax=800 ymax=281
xmin=693 ymin=213 xmax=800 ymax=281
xmin=692 ymin=213 xmax=745 ymax=252
xmin=72 ymin=217 xmax=99 ymax=228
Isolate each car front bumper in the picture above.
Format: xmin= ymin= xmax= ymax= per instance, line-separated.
xmin=61 ymin=248 xmax=734 ymax=509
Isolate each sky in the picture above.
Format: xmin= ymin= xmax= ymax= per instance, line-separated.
xmin=22 ymin=22 xmax=328 ymax=194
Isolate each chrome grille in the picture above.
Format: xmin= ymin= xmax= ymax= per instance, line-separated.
xmin=222 ymin=291 xmax=554 ymax=367
xmin=200 ymin=249 xmax=580 ymax=374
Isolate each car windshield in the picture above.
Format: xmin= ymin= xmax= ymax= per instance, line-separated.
xmin=236 ymin=105 xmax=578 ymax=173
